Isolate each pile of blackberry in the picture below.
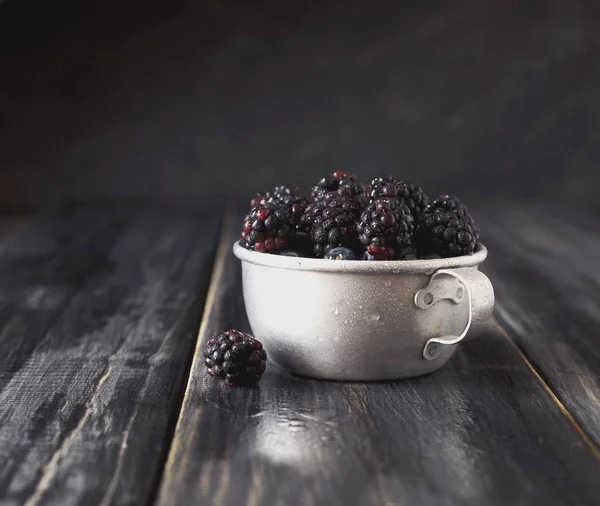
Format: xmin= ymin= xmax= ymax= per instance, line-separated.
xmin=241 ymin=171 xmax=480 ymax=260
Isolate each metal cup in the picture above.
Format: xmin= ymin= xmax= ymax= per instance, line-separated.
xmin=233 ymin=242 xmax=494 ymax=381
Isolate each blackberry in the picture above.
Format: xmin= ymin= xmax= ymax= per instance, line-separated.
xmin=298 ymin=201 xmax=320 ymax=232
xmin=308 ymin=194 xmax=362 ymax=257
xmin=324 ymin=247 xmax=356 ymax=260
xmin=203 ymin=329 xmax=267 ymax=386
xmin=415 ymin=211 xmax=477 ymax=258
xmin=368 ymin=175 xmax=429 ymax=220
xmin=241 ymin=203 xmax=293 ymax=253
xmin=357 ymin=198 xmax=414 ymax=260
xmin=397 ymin=245 xmax=418 ymax=261
xmin=311 ymin=170 xmax=366 ymax=204
xmin=250 ymin=185 xmax=308 ymax=225
xmin=428 ymin=195 xmax=479 ymax=243
xmin=289 ymin=230 xmax=314 ymax=257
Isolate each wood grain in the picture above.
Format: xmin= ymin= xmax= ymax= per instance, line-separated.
xmin=0 ymin=207 xmax=222 ymax=505
xmin=480 ymin=206 xmax=600 ymax=451
xmin=157 ymin=209 xmax=600 ymax=506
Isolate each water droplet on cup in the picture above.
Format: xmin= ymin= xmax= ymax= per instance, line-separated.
xmin=332 ymin=307 xmax=339 ymax=315
xmin=384 ymin=280 xmax=392 ymax=287
xmin=370 ymin=312 xmax=381 ymax=321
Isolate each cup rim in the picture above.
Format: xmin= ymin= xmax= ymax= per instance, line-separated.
xmin=233 ymin=241 xmax=488 ymax=273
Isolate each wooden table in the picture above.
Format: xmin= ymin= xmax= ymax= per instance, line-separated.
xmin=0 ymin=205 xmax=598 ymax=506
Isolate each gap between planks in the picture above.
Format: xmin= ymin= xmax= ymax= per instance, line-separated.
xmin=153 ymin=206 xmax=236 ymax=497
xmin=493 ymin=319 xmax=600 ymax=461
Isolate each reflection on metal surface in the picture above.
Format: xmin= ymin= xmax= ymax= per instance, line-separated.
xmin=417 ymin=269 xmax=473 ymax=361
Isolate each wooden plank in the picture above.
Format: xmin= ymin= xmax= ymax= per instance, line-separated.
xmin=479 ymin=206 xmax=600 ymax=450
xmin=0 ymin=209 xmax=129 ymax=387
xmin=0 ymin=207 xmax=222 ymax=505
xmin=157 ymin=210 xmax=600 ymax=506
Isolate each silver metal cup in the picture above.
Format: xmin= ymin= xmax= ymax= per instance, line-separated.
xmin=233 ymin=242 xmax=494 ymax=381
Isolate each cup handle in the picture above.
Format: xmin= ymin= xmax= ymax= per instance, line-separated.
xmin=414 ymin=268 xmax=494 ymax=360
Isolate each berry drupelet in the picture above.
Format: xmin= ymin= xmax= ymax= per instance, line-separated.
xmin=415 ymin=211 xmax=477 ymax=258
xmin=203 ymin=329 xmax=267 ymax=386
xmin=428 ymin=194 xmax=479 ymax=243
xmin=310 ymin=170 xmax=366 ymax=204
xmin=368 ymin=175 xmax=429 ymax=220
xmin=357 ymin=198 xmax=414 ymax=260
xmin=241 ymin=203 xmax=293 ymax=253
xmin=306 ymin=193 xmax=362 ymax=257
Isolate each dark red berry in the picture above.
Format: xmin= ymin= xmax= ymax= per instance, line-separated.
xmin=426 ymin=195 xmax=480 ymax=244
xmin=305 ymin=194 xmax=362 ymax=257
xmin=369 ymin=175 xmax=429 ymax=220
xmin=382 ymin=212 xmax=395 ymax=227
xmin=357 ymin=197 xmax=414 ymax=260
xmin=415 ymin=204 xmax=478 ymax=258
xmin=256 ymin=208 xmax=269 ymax=221
xmin=241 ymin=203 xmax=293 ymax=254
xmin=310 ymin=171 xmax=366 ymax=204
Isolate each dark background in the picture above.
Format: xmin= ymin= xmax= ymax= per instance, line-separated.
xmin=1 ymin=0 xmax=599 ymax=213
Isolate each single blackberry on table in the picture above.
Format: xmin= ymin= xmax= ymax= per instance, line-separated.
xmin=241 ymin=203 xmax=293 ymax=253
xmin=368 ymin=175 xmax=429 ymax=220
xmin=357 ymin=198 xmax=414 ymax=260
xmin=203 ymin=329 xmax=267 ymax=386
xmin=250 ymin=185 xmax=308 ymax=225
xmin=307 ymin=194 xmax=362 ymax=257
xmin=324 ymin=247 xmax=356 ymax=260
xmin=428 ymin=194 xmax=479 ymax=243
xmin=310 ymin=170 xmax=366 ymax=204
xmin=415 ymin=211 xmax=477 ymax=258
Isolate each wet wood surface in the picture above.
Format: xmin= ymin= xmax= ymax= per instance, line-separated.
xmin=0 ymin=205 xmax=599 ymax=506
